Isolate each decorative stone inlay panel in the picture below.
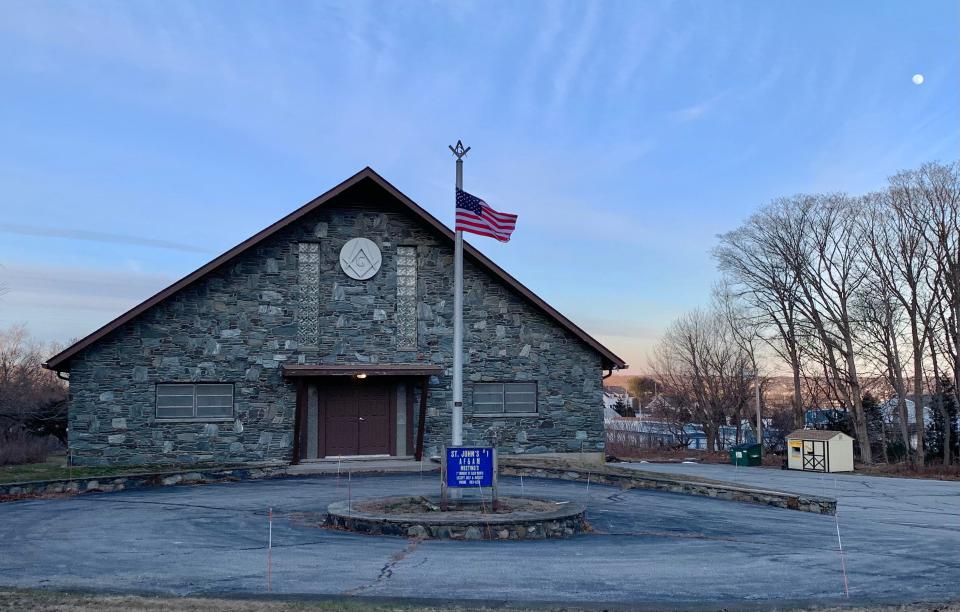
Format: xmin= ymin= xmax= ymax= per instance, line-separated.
xmin=396 ymin=246 xmax=417 ymax=349
xmin=298 ymin=242 xmax=320 ymax=347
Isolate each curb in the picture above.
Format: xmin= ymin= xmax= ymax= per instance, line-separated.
xmin=500 ymin=463 xmax=837 ymax=515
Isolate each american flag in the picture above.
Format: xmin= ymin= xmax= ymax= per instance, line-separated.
xmin=455 ymin=188 xmax=517 ymax=242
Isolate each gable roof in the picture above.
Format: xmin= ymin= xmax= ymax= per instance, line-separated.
xmin=786 ymin=429 xmax=851 ymax=441
xmin=44 ymin=167 xmax=627 ymax=371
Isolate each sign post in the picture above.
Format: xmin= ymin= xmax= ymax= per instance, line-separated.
xmin=441 ymin=445 xmax=497 ymax=510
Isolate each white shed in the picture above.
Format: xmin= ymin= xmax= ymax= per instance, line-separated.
xmin=785 ymin=429 xmax=854 ymax=473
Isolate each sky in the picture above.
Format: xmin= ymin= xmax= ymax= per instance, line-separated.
xmin=0 ymin=0 xmax=958 ymax=372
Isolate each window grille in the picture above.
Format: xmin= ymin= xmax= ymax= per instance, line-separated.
xmin=396 ymin=246 xmax=418 ymax=349
xmin=298 ymin=242 xmax=320 ymax=347
xmin=472 ymin=382 xmax=537 ymax=414
xmin=156 ymin=383 xmax=234 ymax=420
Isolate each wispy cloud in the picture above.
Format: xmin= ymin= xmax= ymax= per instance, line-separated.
xmin=668 ymin=91 xmax=729 ymax=123
xmin=0 ymin=263 xmax=175 ymax=344
xmin=550 ymin=0 xmax=601 ymax=110
xmin=0 ymin=263 xmax=174 ymax=309
xmin=0 ymin=223 xmax=211 ymax=253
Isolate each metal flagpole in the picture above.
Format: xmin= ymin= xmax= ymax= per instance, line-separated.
xmin=449 ymin=141 xmax=470 ymax=449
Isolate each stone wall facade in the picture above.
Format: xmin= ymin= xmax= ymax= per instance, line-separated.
xmin=65 ymin=182 xmax=606 ymax=466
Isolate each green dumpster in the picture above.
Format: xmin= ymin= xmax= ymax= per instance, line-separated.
xmin=729 ymin=443 xmax=762 ymax=466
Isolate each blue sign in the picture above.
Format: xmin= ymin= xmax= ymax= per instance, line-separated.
xmin=446 ymin=447 xmax=494 ymax=488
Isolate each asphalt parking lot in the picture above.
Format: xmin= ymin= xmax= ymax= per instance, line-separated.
xmin=0 ymin=469 xmax=958 ymax=608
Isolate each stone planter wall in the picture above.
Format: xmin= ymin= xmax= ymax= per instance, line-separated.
xmin=325 ymin=497 xmax=587 ymax=540
xmin=0 ymin=464 xmax=287 ymax=500
xmin=500 ymin=464 xmax=837 ymax=515
xmin=2 ymin=461 xmax=835 ymax=517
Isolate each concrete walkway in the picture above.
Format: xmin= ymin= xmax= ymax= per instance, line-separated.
xmin=286 ymin=458 xmax=438 ymax=476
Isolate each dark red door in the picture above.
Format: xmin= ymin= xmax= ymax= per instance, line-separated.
xmin=324 ymin=389 xmax=359 ymax=456
xmin=321 ymin=380 xmax=392 ymax=456
xmin=357 ymin=384 xmax=391 ymax=455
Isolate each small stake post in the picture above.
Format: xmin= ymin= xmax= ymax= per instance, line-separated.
xmin=347 ymin=470 xmax=352 ymax=514
xmin=836 ymin=510 xmax=849 ymax=597
xmin=337 ymin=457 xmax=342 ymax=487
xmin=834 ymin=478 xmax=849 ymax=598
xmin=267 ymin=507 xmax=273 ymax=592
xmin=520 ymin=475 xmax=524 ymax=498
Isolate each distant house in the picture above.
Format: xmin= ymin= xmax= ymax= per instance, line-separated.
xmin=643 ymin=394 xmax=677 ymax=415
xmin=603 ymin=405 xmax=621 ymax=422
xmin=804 ymin=408 xmax=848 ymax=428
xmin=605 ymin=418 xmax=679 ymax=448
xmin=603 ymin=389 xmax=640 ymax=418
xmin=684 ymin=425 xmax=741 ymax=450
xmin=877 ymin=396 xmax=933 ymax=425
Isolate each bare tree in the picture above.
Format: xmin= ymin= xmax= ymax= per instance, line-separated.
xmin=853 ymin=286 xmax=909 ymax=446
xmin=781 ymin=194 xmax=873 ymax=462
xmin=714 ymin=282 xmax=767 ymax=443
xmin=715 ymin=204 xmax=807 ymax=429
xmin=651 ymin=307 xmax=752 ymax=451
xmin=896 ymin=161 xmax=960 ymax=465
xmin=859 ymin=191 xmax=936 ymax=462
xmin=0 ymin=324 xmax=68 ymax=441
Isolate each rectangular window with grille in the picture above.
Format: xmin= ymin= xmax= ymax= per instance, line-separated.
xmin=298 ymin=241 xmax=320 ymax=347
xmin=472 ymin=382 xmax=537 ymax=415
xmin=156 ymin=383 xmax=235 ymax=420
xmin=396 ymin=246 xmax=418 ymax=349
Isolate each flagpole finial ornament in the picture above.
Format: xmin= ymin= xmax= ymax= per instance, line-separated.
xmin=449 ymin=140 xmax=471 ymax=160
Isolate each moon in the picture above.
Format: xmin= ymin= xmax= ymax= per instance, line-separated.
xmin=912 ymin=73 xmax=925 ymax=85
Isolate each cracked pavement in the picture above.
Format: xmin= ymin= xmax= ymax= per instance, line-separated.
xmin=0 ymin=469 xmax=957 ymax=607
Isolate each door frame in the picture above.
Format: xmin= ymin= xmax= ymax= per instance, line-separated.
xmin=293 ymin=376 xmax=416 ymax=463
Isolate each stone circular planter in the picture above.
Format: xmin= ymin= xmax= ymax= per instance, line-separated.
xmin=326 ymin=495 xmax=587 ymax=540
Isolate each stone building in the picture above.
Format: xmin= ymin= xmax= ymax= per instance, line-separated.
xmin=44 ymin=169 xmax=626 ymax=467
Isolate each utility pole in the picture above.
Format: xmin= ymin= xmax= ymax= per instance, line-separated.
xmin=745 ymin=368 xmax=762 ymax=450
xmin=755 ymin=373 xmax=762 ymax=451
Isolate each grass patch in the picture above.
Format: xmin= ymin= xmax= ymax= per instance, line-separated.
xmin=1 ymin=589 xmax=958 ymax=612
xmin=0 ymin=589 xmax=517 ymax=611
xmin=0 ymin=453 xmax=150 ymax=484
xmin=0 ymin=453 xmax=247 ymax=485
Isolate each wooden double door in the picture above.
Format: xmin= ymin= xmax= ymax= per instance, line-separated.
xmin=802 ymin=440 xmax=827 ymax=472
xmin=298 ymin=379 xmax=395 ymax=460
